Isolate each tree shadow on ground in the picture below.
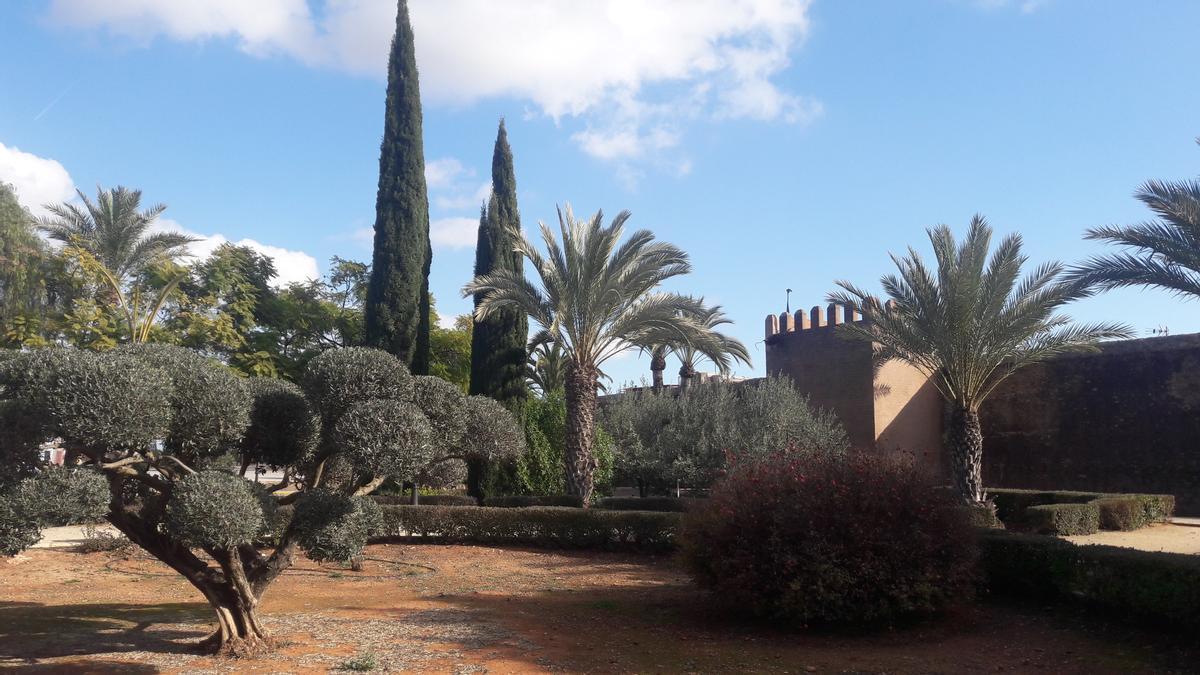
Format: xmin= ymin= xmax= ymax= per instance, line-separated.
xmin=0 ymin=600 xmax=209 ymax=666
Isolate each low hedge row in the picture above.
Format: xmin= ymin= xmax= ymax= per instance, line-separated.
xmin=987 ymin=488 xmax=1174 ymax=535
xmin=596 ymin=496 xmax=697 ymax=512
xmin=480 ymin=495 xmax=585 ymax=508
xmin=372 ymin=505 xmax=679 ymax=551
xmin=979 ymin=529 xmax=1200 ymax=633
xmin=370 ymin=494 xmax=479 ymax=507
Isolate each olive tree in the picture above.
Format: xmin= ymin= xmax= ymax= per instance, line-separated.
xmin=0 ymin=345 xmax=448 ymax=655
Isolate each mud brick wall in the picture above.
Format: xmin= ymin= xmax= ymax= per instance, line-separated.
xmin=981 ymin=333 xmax=1200 ymax=515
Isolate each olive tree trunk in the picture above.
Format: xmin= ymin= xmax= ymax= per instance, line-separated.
xmin=949 ymin=406 xmax=985 ymax=504
xmin=563 ymin=362 xmax=599 ymax=505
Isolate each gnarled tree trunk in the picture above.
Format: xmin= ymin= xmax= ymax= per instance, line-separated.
xmin=650 ymin=346 xmax=666 ymax=394
xmin=949 ymin=406 xmax=985 ymax=504
xmin=563 ymin=361 xmax=599 ymax=505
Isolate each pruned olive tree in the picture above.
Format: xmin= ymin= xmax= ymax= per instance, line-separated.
xmin=0 ymin=345 xmax=460 ymax=655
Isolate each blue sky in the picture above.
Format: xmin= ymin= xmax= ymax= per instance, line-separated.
xmin=2 ymin=0 xmax=1198 ymax=386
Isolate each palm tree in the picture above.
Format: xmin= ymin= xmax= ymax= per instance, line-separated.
xmin=828 ymin=216 xmax=1131 ymax=505
xmin=39 ymin=186 xmax=197 ymax=343
xmin=1068 ymin=142 xmax=1200 ymax=299
xmin=527 ymin=338 xmax=568 ymax=395
xmin=649 ymin=344 xmax=667 ymax=393
xmin=465 ymin=204 xmax=736 ymax=503
xmin=671 ymin=304 xmax=751 ymax=393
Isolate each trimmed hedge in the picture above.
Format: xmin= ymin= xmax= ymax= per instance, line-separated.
xmin=374 ymin=505 xmax=678 ymax=551
xmin=987 ymin=488 xmax=1174 ymax=535
xmin=1023 ymin=503 xmax=1100 ymax=535
xmin=481 ymin=495 xmax=584 ymax=508
xmin=980 ymin=530 xmax=1200 ymax=633
xmin=597 ymin=496 xmax=698 ymax=512
xmin=370 ymin=494 xmax=478 ymax=507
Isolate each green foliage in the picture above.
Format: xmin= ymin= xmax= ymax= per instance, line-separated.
xmin=16 ymin=467 xmax=109 ymax=526
xmin=597 ymin=497 xmax=696 ymax=512
xmin=120 ymin=344 xmax=250 ymax=461
xmin=1022 ymin=503 xmax=1100 ymax=535
xmin=334 ymin=399 xmax=434 ymax=481
xmin=0 ymin=495 xmax=41 ymax=556
xmin=481 ymin=495 xmax=584 ymax=508
xmin=681 ymin=452 xmax=978 ymax=625
xmin=461 ymin=395 xmax=525 ymax=461
xmin=412 ymin=375 xmax=468 ymax=456
xmin=292 ymin=491 xmax=380 ymax=562
xmin=302 ymin=347 xmax=414 ymax=426
xmin=166 ymin=471 xmax=264 ymax=549
xmin=241 ymin=377 xmax=318 ymax=468
xmin=413 ymin=457 xmax=467 ymax=490
xmin=375 ymin=504 xmax=678 ymax=551
xmin=0 ymin=183 xmax=68 ymax=345
xmin=980 ymin=529 xmax=1200 ymax=633
xmin=17 ymin=349 xmax=173 ymax=454
xmin=1094 ymin=498 xmax=1144 ymax=531
xmin=429 ymin=308 xmax=471 ymax=392
xmin=1068 ymin=140 xmax=1200 ymax=300
xmin=364 ymin=0 xmax=431 ymax=374
xmin=470 ymin=120 xmax=528 ymax=409
xmin=602 ymin=377 xmax=847 ymax=493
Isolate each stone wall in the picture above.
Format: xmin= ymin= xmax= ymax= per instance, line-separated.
xmin=980 ymin=333 xmax=1200 ymax=514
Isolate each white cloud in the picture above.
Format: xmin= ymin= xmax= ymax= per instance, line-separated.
xmin=157 ymin=218 xmax=321 ymax=287
xmin=0 ymin=142 xmax=76 ymax=218
xmin=430 ymin=216 xmax=478 ymax=250
xmin=46 ymin=0 xmax=818 ymax=178
xmin=424 ymin=157 xmax=471 ymax=189
xmin=433 ymin=180 xmax=491 ymax=212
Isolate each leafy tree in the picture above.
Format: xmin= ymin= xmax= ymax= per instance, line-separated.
xmin=829 ymin=216 xmax=1131 ymax=505
xmin=0 ymin=344 xmax=523 ymax=654
xmin=364 ymin=0 xmax=432 ymax=374
xmin=38 ymin=186 xmax=196 ymax=343
xmin=1 ymin=184 xmax=63 ymax=339
xmin=527 ymin=338 xmax=568 ymax=396
xmin=465 ymin=205 xmax=733 ymax=503
xmin=602 ymin=377 xmax=846 ymax=496
xmin=1068 ymin=140 xmax=1200 ymax=300
xmin=428 ymin=298 xmax=471 ymax=392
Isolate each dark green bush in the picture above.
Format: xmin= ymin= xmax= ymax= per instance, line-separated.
xmin=334 ymin=399 xmax=434 ymax=480
xmin=597 ymin=496 xmax=697 ymax=512
xmin=292 ymin=491 xmax=379 ymax=562
xmin=682 ymin=452 xmax=978 ymax=626
xmin=242 ymin=378 xmax=318 ymax=468
xmin=375 ymin=505 xmax=678 ymax=551
xmin=0 ymin=494 xmax=41 ymax=555
xmin=980 ymin=530 xmax=1200 ymax=633
xmin=961 ymin=503 xmax=1003 ymax=529
xmin=16 ymin=466 xmax=109 ymax=526
xmin=1022 ymin=502 xmax=1100 ymax=535
xmin=1094 ymin=498 xmax=1144 ymax=531
xmin=301 ymin=347 xmax=413 ymax=426
xmin=987 ymin=488 xmax=1174 ymax=533
xmin=482 ymin=495 xmax=584 ymax=508
xmin=371 ymin=494 xmax=477 ymax=506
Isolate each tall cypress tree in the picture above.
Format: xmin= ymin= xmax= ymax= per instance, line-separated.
xmin=468 ymin=120 xmax=529 ymax=496
xmin=364 ymin=0 xmax=431 ymax=374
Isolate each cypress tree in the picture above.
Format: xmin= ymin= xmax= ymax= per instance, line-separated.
xmin=468 ymin=119 xmax=529 ymax=496
xmin=364 ymin=0 xmax=432 ymax=374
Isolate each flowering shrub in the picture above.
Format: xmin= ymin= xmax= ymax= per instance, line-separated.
xmin=680 ymin=451 xmax=977 ymax=626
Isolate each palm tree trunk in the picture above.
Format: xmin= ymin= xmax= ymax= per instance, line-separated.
xmin=949 ymin=406 xmax=985 ymax=504
xmin=678 ymin=363 xmax=695 ymax=394
xmin=563 ymin=362 xmax=599 ymax=505
xmin=650 ymin=346 xmax=666 ymax=393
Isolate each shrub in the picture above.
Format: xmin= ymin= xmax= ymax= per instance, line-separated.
xmin=987 ymin=488 xmax=1173 ymax=533
xmin=597 ymin=496 xmax=697 ymax=512
xmin=412 ymin=376 xmax=468 ymax=454
xmin=77 ymin=524 xmax=133 ymax=554
xmin=482 ymin=495 xmax=584 ymax=508
xmin=292 ymin=491 xmax=380 ymax=563
xmin=681 ymin=451 xmax=977 ymax=626
xmin=601 ymin=377 xmax=847 ymax=494
xmin=1022 ymin=502 xmax=1100 ymax=535
xmin=980 ymin=530 xmax=1200 ymax=633
xmin=334 ymin=399 xmax=434 ymax=481
xmin=462 ymin=395 xmax=526 ymax=462
xmin=371 ymin=494 xmax=477 ymax=507
xmin=16 ymin=466 xmax=109 ymax=526
xmin=0 ymin=494 xmax=41 ymax=555
xmin=375 ymin=505 xmax=678 ymax=551
xmin=166 ymin=471 xmax=264 ymax=549
xmin=1094 ymin=498 xmax=1145 ymax=531
xmin=1129 ymin=493 xmax=1175 ymax=522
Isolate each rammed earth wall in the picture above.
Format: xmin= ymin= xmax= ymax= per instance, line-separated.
xmin=766 ymin=305 xmax=1200 ymax=514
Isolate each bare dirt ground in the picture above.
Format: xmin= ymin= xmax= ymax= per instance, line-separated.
xmin=1 ymin=544 xmax=1196 ymax=674
xmin=1067 ymin=523 xmax=1200 ymax=554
